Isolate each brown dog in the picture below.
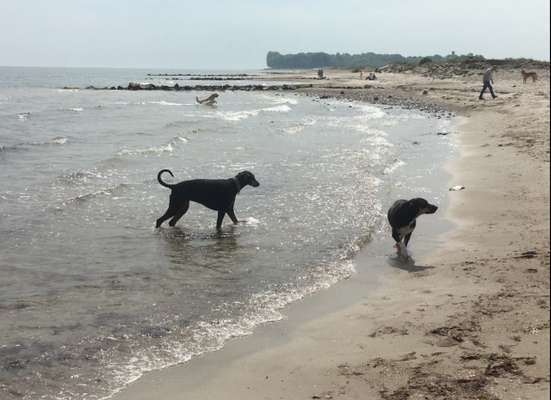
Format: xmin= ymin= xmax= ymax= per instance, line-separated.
xmin=521 ymin=69 xmax=538 ymax=83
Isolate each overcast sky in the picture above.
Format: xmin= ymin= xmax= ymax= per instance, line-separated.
xmin=1 ymin=0 xmax=549 ymax=69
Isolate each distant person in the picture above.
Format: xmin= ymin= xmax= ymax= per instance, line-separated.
xmin=359 ymin=70 xmax=363 ymax=80
xmin=479 ymin=66 xmax=497 ymax=100
xmin=366 ymin=72 xmax=377 ymax=81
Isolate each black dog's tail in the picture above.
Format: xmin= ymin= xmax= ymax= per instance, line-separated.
xmin=157 ymin=169 xmax=175 ymax=189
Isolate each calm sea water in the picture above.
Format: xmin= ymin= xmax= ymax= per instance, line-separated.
xmin=0 ymin=67 xmax=453 ymax=399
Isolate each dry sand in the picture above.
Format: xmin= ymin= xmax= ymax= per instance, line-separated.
xmin=113 ymin=68 xmax=550 ymax=400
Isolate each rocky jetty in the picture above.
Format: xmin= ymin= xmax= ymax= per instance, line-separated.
xmin=146 ymin=73 xmax=253 ymax=77
xmin=82 ymin=82 xmax=316 ymax=91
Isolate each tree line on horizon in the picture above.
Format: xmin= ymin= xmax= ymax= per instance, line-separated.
xmin=266 ymin=51 xmax=485 ymax=69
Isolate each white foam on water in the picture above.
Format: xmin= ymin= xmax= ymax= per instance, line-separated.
xmin=68 ymin=107 xmax=84 ymax=112
xmin=98 ymin=258 xmax=357 ymax=400
xmin=51 ymin=136 xmax=68 ymax=145
xmin=148 ymin=101 xmax=184 ymax=106
xmin=216 ymin=109 xmax=260 ymax=121
xmin=216 ymin=104 xmax=292 ymax=121
xmin=172 ymin=136 xmax=189 ymax=144
xmin=354 ymin=103 xmax=387 ymax=119
xmin=262 ymin=104 xmax=292 ymax=113
xmin=243 ymin=217 xmax=260 ymax=226
xmin=283 ymin=125 xmax=305 ymax=135
xmin=261 ymin=94 xmax=299 ymax=105
xmin=117 ymin=143 xmax=174 ymax=157
xmin=383 ymin=159 xmax=406 ymax=175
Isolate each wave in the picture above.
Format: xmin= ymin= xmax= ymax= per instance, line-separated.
xmin=216 ymin=104 xmax=292 ymax=122
xmin=216 ymin=109 xmax=260 ymax=121
xmin=170 ymin=136 xmax=189 ymax=144
xmin=50 ymin=136 xmax=68 ymax=144
xmin=283 ymin=117 xmax=317 ymax=134
xmin=262 ymin=104 xmax=292 ymax=113
xmin=117 ymin=143 xmax=174 ymax=157
xmin=60 ymin=182 xmax=133 ymax=206
xmin=0 ymin=136 xmax=69 ymax=154
xmin=354 ymin=103 xmax=387 ymax=119
xmin=260 ymin=94 xmax=299 ymax=105
xmin=56 ymin=169 xmax=108 ymax=185
xmin=148 ymin=101 xmax=185 ymax=106
xmin=116 ymin=136 xmax=188 ymax=157
xmin=93 ymin=258 xmax=357 ymax=400
xmin=383 ymin=159 xmax=406 ymax=175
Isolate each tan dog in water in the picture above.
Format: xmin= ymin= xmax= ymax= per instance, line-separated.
xmin=521 ymin=69 xmax=538 ymax=83
xmin=196 ymin=93 xmax=219 ymax=105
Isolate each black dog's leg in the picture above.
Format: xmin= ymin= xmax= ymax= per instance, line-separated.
xmin=404 ymin=232 xmax=413 ymax=247
xmin=391 ymin=229 xmax=401 ymax=244
xmin=227 ymin=208 xmax=239 ymax=225
xmin=156 ymin=207 xmax=176 ymax=228
xmin=216 ymin=210 xmax=225 ymax=231
xmin=156 ymin=195 xmax=178 ymax=228
xmin=169 ymin=201 xmax=189 ymax=227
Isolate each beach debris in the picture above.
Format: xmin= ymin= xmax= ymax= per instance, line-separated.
xmin=514 ymin=250 xmax=538 ymax=259
xmin=485 ymin=354 xmax=522 ymax=377
xmin=449 ymin=185 xmax=465 ymax=191
xmin=422 ymin=89 xmax=429 ymax=95
xmin=398 ymin=352 xmax=417 ymax=362
xmin=437 ymin=131 xmax=450 ymax=136
xmin=369 ymin=326 xmax=409 ymax=337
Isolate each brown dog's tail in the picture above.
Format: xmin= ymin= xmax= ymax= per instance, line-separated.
xmin=157 ymin=169 xmax=175 ymax=189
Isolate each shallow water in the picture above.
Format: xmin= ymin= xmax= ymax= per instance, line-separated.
xmin=0 ymin=67 xmax=454 ymax=399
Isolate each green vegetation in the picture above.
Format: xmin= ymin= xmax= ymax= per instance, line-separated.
xmin=266 ymin=51 xmax=485 ymax=69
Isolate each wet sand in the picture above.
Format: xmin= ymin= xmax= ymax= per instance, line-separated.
xmin=112 ymin=67 xmax=550 ymax=399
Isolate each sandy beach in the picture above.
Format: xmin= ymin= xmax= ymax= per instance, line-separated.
xmin=109 ymin=67 xmax=550 ymax=400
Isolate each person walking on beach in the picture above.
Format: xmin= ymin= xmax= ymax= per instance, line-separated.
xmin=479 ymin=66 xmax=497 ymax=100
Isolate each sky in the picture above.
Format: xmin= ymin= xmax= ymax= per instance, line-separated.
xmin=0 ymin=0 xmax=549 ymax=69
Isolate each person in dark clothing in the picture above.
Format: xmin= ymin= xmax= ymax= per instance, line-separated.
xmin=479 ymin=67 xmax=497 ymax=100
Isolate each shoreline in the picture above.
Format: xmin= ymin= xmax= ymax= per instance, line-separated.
xmin=113 ymin=68 xmax=549 ymax=399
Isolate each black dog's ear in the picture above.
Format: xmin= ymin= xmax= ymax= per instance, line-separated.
xmin=239 ymin=170 xmax=259 ymax=187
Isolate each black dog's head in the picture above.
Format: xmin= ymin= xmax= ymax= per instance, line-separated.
xmin=236 ymin=171 xmax=260 ymax=188
xmin=409 ymin=198 xmax=438 ymax=216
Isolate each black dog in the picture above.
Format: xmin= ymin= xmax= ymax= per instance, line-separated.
xmin=156 ymin=169 xmax=259 ymax=230
xmin=387 ymin=198 xmax=438 ymax=257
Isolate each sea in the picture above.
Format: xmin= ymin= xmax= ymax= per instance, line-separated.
xmin=0 ymin=66 xmax=454 ymax=399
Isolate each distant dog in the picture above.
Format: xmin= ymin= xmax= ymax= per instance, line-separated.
xmin=196 ymin=93 xmax=219 ymax=105
xmin=387 ymin=198 xmax=438 ymax=258
xmin=521 ymin=69 xmax=538 ymax=83
xmin=156 ymin=169 xmax=259 ymax=230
